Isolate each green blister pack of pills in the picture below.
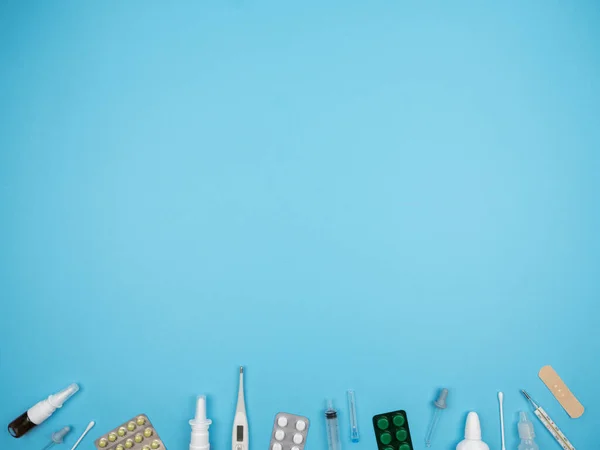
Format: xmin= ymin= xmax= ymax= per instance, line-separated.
xmin=372 ymin=410 xmax=413 ymax=450
xmin=94 ymin=414 xmax=166 ymax=450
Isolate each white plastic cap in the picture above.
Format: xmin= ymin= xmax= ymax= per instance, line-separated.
xmin=49 ymin=384 xmax=80 ymax=408
xmin=195 ymin=396 xmax=207 ymax=421
xmin=464 ymin=412 xmax=482 ymax=440
xmin=189 ymin=394 xmax=212 ymax=428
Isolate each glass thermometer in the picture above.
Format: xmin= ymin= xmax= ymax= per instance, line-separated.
xmin=521 ymin=390 xmax=575 ymax=450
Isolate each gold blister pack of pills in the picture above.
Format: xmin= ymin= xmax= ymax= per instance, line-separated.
xmin=94 ymin=414 xmax=166 ymax=450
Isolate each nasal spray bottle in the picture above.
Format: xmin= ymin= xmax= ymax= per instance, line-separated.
xmin=456 ymin=412 xmax=490 ymax=450
xmin=8 ymin=383 xmax=79 ymax=438
xmin=189 ymin=395 xmax=212 ymax=450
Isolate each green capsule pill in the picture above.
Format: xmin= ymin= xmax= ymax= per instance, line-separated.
xmin=137 ymin=416 xmax=146 ymax=426
xmin=399 ymin=444 xmax=411 ymax=450
xmin=135 ymin=433 xmax=144 ymax=443
xmin=144 ymin=427 xmax=153 ymax=437
xmin=118 ymin=427 xmax=127 ymax=437
xmin=396 ymin=428 xmax=408 ymax=442
xmin=125 ymin=439 xmax=134 ymax=449
xmin=109 ymin=432 xmax=118 ymax=442
xmin=377 ymin=417 xmax=389 ymax=430
xmin=380 ymin=432 xmax=392 ymax=445
xmin=393 ymin=414 xmax=405 ymax=427
xmin=151 ymin=440 xmax=161 ymax=449
xmin=127 ymin=422 xmax=136 ymax=431
xmin=99 ymin=439 xmax=108 ymax=448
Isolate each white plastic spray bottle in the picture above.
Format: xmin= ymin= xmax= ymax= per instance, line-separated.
xmin=8 ymin=383 xmax=79 ymax=438
xmin=456 ymin=412 xmax=490 ymax=450
xmin=189 ymin=395 xmax=212 ymax=450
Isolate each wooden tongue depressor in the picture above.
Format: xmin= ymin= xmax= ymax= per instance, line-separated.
xmin=539 ymin=365 xmax=585 ymax=418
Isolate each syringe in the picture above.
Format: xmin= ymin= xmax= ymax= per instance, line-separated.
xmin=325 ymin=399 xmax=342 ymax=450
xmin=521 ymin=390 xmax=575 ymax=450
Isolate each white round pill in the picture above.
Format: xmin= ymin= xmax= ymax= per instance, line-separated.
xmin=293 ymin=434 xmax=304 ymax=444
xmin=292 ymin=447 xmax=300 ymax=450
xmin=295 ymin=420 xmax=306 ymax=431
xmin=272 ymin=443 xmax=282 ymax=450
xmin=275 ymin=430 xmax=285 ymax=441
xmin=277 ymin=416 xmax=288 ymax=427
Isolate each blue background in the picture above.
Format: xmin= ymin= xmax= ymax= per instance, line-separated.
xmin=1 ymin=1 xmax=599 ymax=449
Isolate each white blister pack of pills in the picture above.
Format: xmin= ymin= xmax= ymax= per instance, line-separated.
xmin=269 ymin=412 xmax=310 ymax=450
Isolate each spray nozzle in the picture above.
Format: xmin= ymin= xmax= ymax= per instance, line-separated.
xmin=195 ymin=396 xmax=206 ymax=421
xmin=190 ymin=395 xmax=212 ymax=427
xmin=191 ymin=395 xmax=211 ymax=425
xmin=464 ymin=412 xmax=482 ymax=440
xmin=189 ymin=395 xmax=212 ymax=450
xmin=48 ymin=384 xmax=79 ymax=408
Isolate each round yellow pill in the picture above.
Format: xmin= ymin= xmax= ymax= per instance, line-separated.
xmin=125 ymin=439 xmax=134 ymax=449
xmin=118 ymin=427 xmax=127 ymax=437
xmin=151 ymin=440 xmax=161 ymax=449
xmin=135 ymin=433 xmax=144 ymax=443
xmin=143 ymin=447 xmax=151 ymax=450
xmin=144 ymin=428 xmax=153 ymax=437
xmin=127 ymin=422 xmax=136 ymax=431
xmin=116 ymin=446 xmax=125 ymax=450
xmin=137 ymin=416 xmax=146 ymax=426
xmin=109 ymin=433 xmax=118 ymax=442
xmin=99 ymin=439 xmax=108 ymax=448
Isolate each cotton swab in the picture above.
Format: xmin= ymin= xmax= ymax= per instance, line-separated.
xmin=70 ymin=421 xmax=95 ymax=450
xmin=498 ymin=392 xmax=506 ymax=450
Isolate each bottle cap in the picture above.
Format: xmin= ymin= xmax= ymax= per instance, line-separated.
xmin=464 ymin=412 xmax=482 ymax=440
xmin=49 ymin=384 xmax=80 ymax=408
xmin=195 ymin=396 xmax=207 ymax=421
xmin=190 ymin=395 xmax=212 ymax=427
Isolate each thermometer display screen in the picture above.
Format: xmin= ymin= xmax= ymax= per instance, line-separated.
xmin=237 ymin=426 xmax=244 ymax=441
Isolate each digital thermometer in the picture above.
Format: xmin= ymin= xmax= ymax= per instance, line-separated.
xmin=232 ymin=367 xmax=249 ymax=450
